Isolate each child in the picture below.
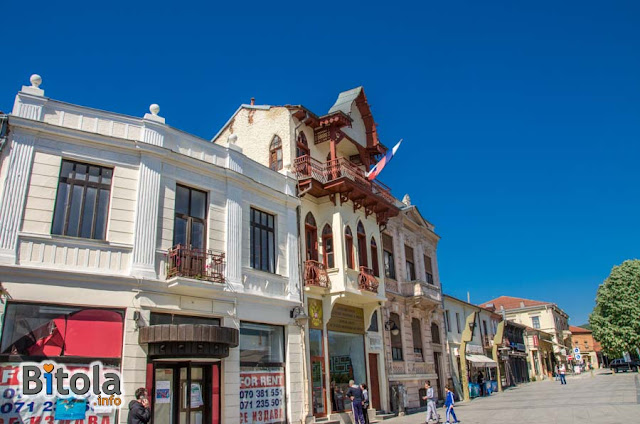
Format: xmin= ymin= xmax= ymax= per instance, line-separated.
xmin=444 ymin=386 xmax=460 ymax=424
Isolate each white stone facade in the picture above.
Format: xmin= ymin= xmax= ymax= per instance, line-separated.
xmin=0 ymin=77 xmax=304 ymax=424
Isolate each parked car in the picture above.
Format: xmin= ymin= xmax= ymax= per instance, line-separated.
xmin=609 ymin=358 xmax=639 ymax=373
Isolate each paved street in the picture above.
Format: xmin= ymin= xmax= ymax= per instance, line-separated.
xmin=384 ymin=371 xmax=640 ymax=424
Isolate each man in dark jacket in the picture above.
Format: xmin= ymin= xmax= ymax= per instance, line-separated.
xmin=128 ymin=388 xmax=151 ymax=424
xmin=346 ymin=380 xmax=365 ymax=424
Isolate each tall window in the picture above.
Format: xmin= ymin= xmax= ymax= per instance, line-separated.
xmin=445 ymin=310 xmax=451 ymax=333
xmin=424 ymin=254 xmax=434 ymax=284
xmin=52 ymin=160 xmax=112 ymax=240
xmin=532 ymin=316 xmax=541 ymax=329
xmin=296 ymin=132 xmax=309 ymax=158
xmin=390 ymin=313 xmax=403 ymax=361
xmin=173 ymin=185 xmax=207 ymax=249
xmin=370 ymin=237 xmax=379 ymax=277
xmin=431 ymin=322 xmax=441 ymax=344
xmin=368 ymin=310 xmax=379 ymax=332
xmin=405 ymin=245 xmax=415 ymax=281
xmin=483 ymin=320 xmax=488 ymax=337
xmin=250 ymin=208 xmax=276 ymax=273
xmin=412 ymin=318 xmax=423 ymax=361
xmin=305 ymin=212 xmax=318 ymax=261
xmin=383 ymin=234 xmax=395 ymax=279
xmin=455 ymin=312 xmax=461 ymax=334
xmin=345 ymin=226 xmax=354 ymax=269
xmin=269 ymin=135 xmax=283 ymax=171
xmin=322 ymin=224 xmax=334 ymax=268
xmin=357 ymin=221 xmax=367 ymax=268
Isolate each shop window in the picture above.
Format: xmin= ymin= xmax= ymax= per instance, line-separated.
xmin=424 ymin=254 xmax=434 ymax=284
xmin=250 ymin=208 xmax=276 ymax=273
xmin=345 ymin=226 xmax=354 ymax=269
xmin=412 ymin=318 xmax=423 ymax=361
xmin=269 ymin=135 xmax=283 ymax=171
xmin=240 ymin=322 xmax=284 ymax=364
xmin=383 ymin=234 xmax=395 ymax=279
xmin=431 ymin=322 xmax=441 ymax=345
xmin=51 ymin=160 xmax=112 ymax=239
xmin=405 ymin=245 xmax=415 ymax=281
xmin=390 ymin=313 xmax=403 ymax=361
xmin=0 ymin=302 xmax=124 ymax=358
xmin=368 ymin=311 xmax=379 ymax=332
xmin=150 ymin=313 xmax=220 ymax=326
xmin=305 ymin=212 xmax=318 ymax=261
xmin=357 ymin=222 xmax=367 ymax=267
xmin=322 ymin=224 xmax=334 ymax=268
xmin=173 ymin=184 xmax=207 ymax=249
xmin=370 ymin=237 xmax=379 ymax=277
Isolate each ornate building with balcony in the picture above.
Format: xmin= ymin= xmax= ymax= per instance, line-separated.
xmin=380 ymin=196 xmax=449 ymax=413
xmin=0 ymin=75 xmax=304 ymax=424
xmin=213 ymin=87 xmax=398 ymax=422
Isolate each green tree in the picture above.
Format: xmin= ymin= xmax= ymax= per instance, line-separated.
xmin=589 ymin=260 xmax=640 ymax=357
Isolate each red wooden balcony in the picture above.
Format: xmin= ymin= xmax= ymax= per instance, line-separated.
xmin=304 ymin=260 xmax=330 ymax=288
xmin=358 ymin=266 xmax=379 ymax=293
xmin=294 ymin=155 xmax=399 ymax=224
xmin=167 ymin=244 xmax=225 ymax=283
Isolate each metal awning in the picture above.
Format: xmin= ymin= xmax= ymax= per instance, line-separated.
xmin=466 ymin=354 xmax=498 ymax=368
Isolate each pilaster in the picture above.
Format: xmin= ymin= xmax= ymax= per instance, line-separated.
xmin=0 ymin=134 xmax=35 ymax=264
xmin=131 ymin=156 xmax=162 ymax=278
xmin=286 ymin=207 xmax=300 ymax=299
xmin=225 ymin=183 xmax=243 ymax=292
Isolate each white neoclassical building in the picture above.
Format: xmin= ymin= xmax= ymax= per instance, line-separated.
xmin=0 ymin=75 xmax=305 ymax=424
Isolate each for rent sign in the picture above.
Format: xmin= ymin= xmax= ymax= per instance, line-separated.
xmin=239 ymin=369 xmax=285 ymax=424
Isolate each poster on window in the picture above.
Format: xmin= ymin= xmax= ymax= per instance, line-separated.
xmin=239 ymin=368 xmax=285 ymax=424
xmin=0 ymin=364 xmax=118 ymax=424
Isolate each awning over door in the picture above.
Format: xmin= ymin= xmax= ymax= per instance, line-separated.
xmin=466 ymin=354 xmax=498 ymax=368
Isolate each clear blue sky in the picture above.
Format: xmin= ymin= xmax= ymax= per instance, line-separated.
xmin=2 ymin=1 xmax=638 ymax=325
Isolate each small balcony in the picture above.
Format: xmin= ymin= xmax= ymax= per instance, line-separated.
xmin=294 ymin=155 xmax=399 ymax=224
xmin=166 ymin=245 xmax=226 ymax=283
xmin=401 ymin=281 xmax=441 ymax=303
xmin=358 ymin=266 xmax=379 ymax=293
xmin=304 ymin=260 xmax=330 ymax=289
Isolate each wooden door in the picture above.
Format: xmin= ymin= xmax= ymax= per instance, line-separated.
xmin=368 ymin=353 xmax=381 ymax=410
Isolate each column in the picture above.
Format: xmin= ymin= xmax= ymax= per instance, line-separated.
xmin=131 ymin=156 xmax=162 ymax=278
xmin=0 ymin=134 xmax=35 ymax=264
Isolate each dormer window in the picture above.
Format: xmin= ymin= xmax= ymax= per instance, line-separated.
xmin=269 ymin=136 xmax=283 ymax=171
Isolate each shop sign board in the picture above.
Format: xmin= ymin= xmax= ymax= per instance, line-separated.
xmin=239 ymin=368 xmax=285 ymax=424
xmin=327 ymin=304 xmax=364 ymax=334
xmin=466 ymin=344 xmax=484 ymax=354
xmin=0 ymin=363 xmax=119 ymax=424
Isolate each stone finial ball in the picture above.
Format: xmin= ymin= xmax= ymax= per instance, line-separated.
xmin=228 ymin=134 xmax=238 ymax=144
xmin=30 ymin=74 xmax=42 ymax=88
xmin=149 ymin=104 xmax=160 ymax=115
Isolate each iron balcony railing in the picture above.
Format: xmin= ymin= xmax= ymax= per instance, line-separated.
xmin=304 ymin=260 xmax=330 ymax=288
xmin=358 ymin=266 xmax=379 ymax=293
xmin=166 ymin=244 xmax=225 ymax=283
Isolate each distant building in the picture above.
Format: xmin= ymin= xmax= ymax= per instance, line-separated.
xmin=480 ymin=296 xmax=571 ymax=367
xmin=569 ymin=326 xmax=600 ymax=369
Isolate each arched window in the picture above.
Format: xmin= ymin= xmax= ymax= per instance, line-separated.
xmin=370 ymin=237 xmax=379 ymax=277
xmin=357 ymin=221 xmax=367 ymax=268
xmin=390 ymin=313 xmax=403 ymax=361
xmin=296 ymin=132 xmax=309 ymax=158
xmin=431 ymin=322 xmax=441 ymax=345
xmin=412 ymin=318 xmax=423 ymax=361
xmin=322 ymin=224 xmax=334 ymax=268
xmin=269 ymin=135 xmax=283 ymax=171
xmin=345 ymin=226 xmax=354 ymax=269
xmin=305 ymin=213 xmax=318 ymax=261
xmin=368 ymin=310 xmax=379 ymax=332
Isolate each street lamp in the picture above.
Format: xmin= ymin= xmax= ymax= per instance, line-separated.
xmin=385 ymin=320 xmax=400 ymax=336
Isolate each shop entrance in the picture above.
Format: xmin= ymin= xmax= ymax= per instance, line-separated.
xmin=152 ymin=362 xmax=221 ymax=424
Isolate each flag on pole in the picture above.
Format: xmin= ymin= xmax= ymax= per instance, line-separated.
xmin=365 ymin=139 xmax=403 ymax=181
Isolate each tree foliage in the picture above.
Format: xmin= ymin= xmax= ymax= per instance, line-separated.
xmin=589 ymin=260 xmax=640 ymax=357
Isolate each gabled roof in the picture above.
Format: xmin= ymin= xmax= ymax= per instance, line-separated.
xmin=569 ymin=325 xmax=591 ymax=334
xmin=328 ymin=86 xmax=385 ymax=151
xmin=329 ymin=86 xmax=365 ymax=114
xmin=480 ymin=296 xmax=551 ymax=311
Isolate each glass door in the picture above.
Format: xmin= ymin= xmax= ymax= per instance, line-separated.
xmin=311 ymin=359 xmax=326 ymax=416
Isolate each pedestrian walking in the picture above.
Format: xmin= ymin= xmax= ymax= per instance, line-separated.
xmin=444 ymin=386 xmax=460 ymax=424
xmin=558 ymin=363 xmax=567 ymax=385
xmin=346 ymin=380 xmax=365 ymax=424
xmin=360 ymin=383 xmax=370 ymax=424
xmin=554 ymin=364 xmax=559 ymax=381
xmin=127 ymin=388 xmax=151 ymax=424
xmin=422 ymin=381 xmax=439 ymax=423
xmin=476 ymin=372 xmax=484 ymax=397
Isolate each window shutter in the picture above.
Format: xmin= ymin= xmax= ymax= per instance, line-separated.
xmin=382 ymin=234 xmax=393 ymax=251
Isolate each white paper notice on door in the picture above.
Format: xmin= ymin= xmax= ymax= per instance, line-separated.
xmin=191 ymin=383 xmax=204 ymax=408
xmin=156 ymin=380 xmax=171 ymax=404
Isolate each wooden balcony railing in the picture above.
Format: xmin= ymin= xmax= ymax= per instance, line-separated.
xmin=358 ymin=266 xmax=379 ymax=293
xmin=294 ymin=155 xmax=395 ymax=204
xmin=166 ymin=244 xmax=225 ymax=283
xmin=304 ymin=260 xmax=330 ymax=288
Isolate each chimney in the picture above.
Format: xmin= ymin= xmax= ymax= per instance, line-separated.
xmin=250 ymin=97 xmax=255 ymax=106
xmin=520 ymin=301 xmax=525 ymax=308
